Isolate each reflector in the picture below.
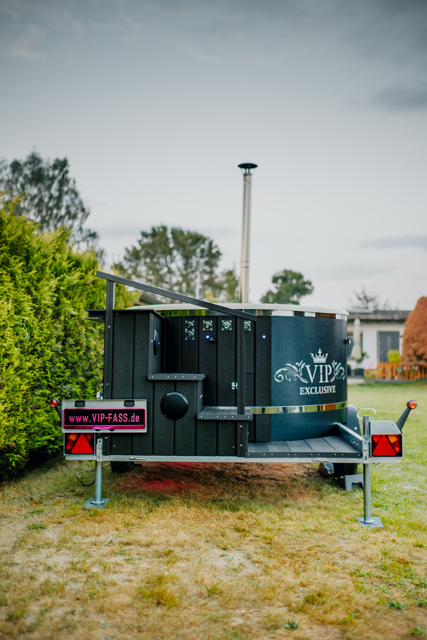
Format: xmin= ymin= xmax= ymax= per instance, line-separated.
xmin=64 ymin=433 xmax=79 ymax=453
xmin=50 ymin=398 xmax=59 ymax=408
xmin=408 ymin=400 xmax=417 ymax=410
xmin=65 ymin=433 xmax=94 ymax=455
xmin=372 ymin=434 xmax=402 ymax=457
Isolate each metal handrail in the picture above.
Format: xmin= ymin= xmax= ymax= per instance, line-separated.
xmin=96 ymin=271 xmax=257 ymax=322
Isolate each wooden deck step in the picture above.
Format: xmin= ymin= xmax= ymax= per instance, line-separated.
xmin=246 ymin=436 xmax=361 ymax=459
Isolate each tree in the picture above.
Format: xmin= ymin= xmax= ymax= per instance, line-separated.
xmin=0 ymin=192 xmax=135 ymax=477
xmin=114 ymin=225 xmax=238 ymax=302
xmin=402 ymin=297 xmax=427 ymax=366
xmin=260 ymin=269 xmax=314 ymax=305
xmin=220 ymin=268 xmax=239 ymax=303
xmin=347 ymin=286 xmax=390 ymax=311
xmin=0 ymin=151 xmax=97 ymax=245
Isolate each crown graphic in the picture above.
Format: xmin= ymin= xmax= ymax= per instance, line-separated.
xmin=311 ymin=348 xmax=328 ymax=364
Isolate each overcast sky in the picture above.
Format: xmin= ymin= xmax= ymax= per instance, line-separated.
xmin=1 ymin=0 xmax=426 ymax=309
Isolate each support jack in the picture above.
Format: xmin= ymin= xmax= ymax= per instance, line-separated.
xmin=84 ymin=456 xmax=110 ymax=510
xmin=357 ymin=462 xmax=383 ymax=528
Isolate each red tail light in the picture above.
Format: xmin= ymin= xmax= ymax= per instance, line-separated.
xmin=408 ymin=400 xmax=417 ymax=410
xmin=50 ymin=398 xmax=59 ymax=408
xmin=372 ymin=434 xmax=402 ymax=457
xmin=64 ymin=433 xmax=94 ymax=454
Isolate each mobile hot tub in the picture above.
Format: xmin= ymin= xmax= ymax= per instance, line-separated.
xmin=54 ymin=272 xmax=416 ymax=528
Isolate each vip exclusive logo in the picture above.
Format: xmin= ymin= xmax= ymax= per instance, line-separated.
xmin=274 ymin=349 xmax=346 ymax=385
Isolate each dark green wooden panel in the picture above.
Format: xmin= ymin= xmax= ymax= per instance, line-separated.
xmin=174 ymin=380 xmax=198 ymax=456
xmin=235 ymin=318 xmax=245 ymax=415
xmin=153 ymin=380 xmax=175 ymax=455
xmin=164 ymin=317 xmax=182 ymax=373
xmin=255 ymin=315 xmax=271 ymax=442
xmin=102 ymin=434 xmax=111 ymax=456
xmin=246 ymin=372 xmax=255 ymax=441
xmin=133 ymin=312 xmax=153 ymax=455
xmin=181 ymin=318 xmax=198 ymax=373
xmin=112 ymin=312 xmax=134 ymax=399
xmin=110 ymin=434 xmax=132 ymax=455
xmin=245 ymin=317 xmax=255 ymax=440
xmin=198 ymin=317 xmax=217 ymax=406
xmin=218 ymin=421 xmax=236 ymax=456
xmin=148 ymin=313 xmax=163 ymax=376
xmin=217 ymin=316 xmax=235 ymax=406
xmin=196 ymin=420 xmax=217 ymax=456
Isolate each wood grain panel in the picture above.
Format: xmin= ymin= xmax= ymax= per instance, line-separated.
xmin=164 ymin=317 xmax=181 ymax=373
xmin=217 ymin=316 xmax=235 ymax=406
xmin=153 ymin=380 xmax=175 ymax=455
xmin=174 ymin=380 xmax=198 ymax=456
xmin=198 ymin=317 xmax=217 ymax=406
xmin=217 ymin=421 xmax=236 ymax=456
xmin=110 ymin=434 xmax=132 ymax=455
xmin=181 ymin=318 xmax=198 ymax=373
xmin=255 ymin=315 xmax=271 ymax=442
xmin=196 ymin=420 xmax=217 ymax=456
xmin=112 ymin=312 xmax=134 ymax=399
xmin=148 ymin=313 xmax=163 ymax=376
xmin=133 ymin=312 xmax=153 ymax=455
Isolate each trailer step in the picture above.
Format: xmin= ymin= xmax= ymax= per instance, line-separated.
xmin=246 ymin=436 xmax=361 ymax=458
xmin=198 ymin=406 xmax=253 ymax=421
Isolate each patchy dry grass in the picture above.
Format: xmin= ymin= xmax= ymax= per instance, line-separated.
xmin=0 ymin=382 xmax=426 ymax=639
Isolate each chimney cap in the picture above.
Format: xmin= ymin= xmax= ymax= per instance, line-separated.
xmin=238 ymin=163 xmax=258 ymax=173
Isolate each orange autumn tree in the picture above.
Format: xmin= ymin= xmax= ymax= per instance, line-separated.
xmin=402 ymin=297 xmax=427 ymax=366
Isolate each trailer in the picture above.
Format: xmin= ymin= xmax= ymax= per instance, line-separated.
xmin=51 ymin=271 xmax=417 ymax=528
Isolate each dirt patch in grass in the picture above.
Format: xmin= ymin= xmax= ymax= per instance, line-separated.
xmin=116 ymin=460 xmax=319 ymax=502
xmin=0 ymin=382 xmax=427 ymax=639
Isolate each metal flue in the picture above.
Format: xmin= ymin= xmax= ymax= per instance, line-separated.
xmin=238 ymin=163 xmax=257 ymax=304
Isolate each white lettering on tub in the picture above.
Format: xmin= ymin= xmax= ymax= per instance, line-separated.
xmin=300 ymin=385 xmax=336 ymax=395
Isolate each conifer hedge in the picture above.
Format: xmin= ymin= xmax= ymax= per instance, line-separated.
xmin=0 ymin=195 xmax=132 ymax=477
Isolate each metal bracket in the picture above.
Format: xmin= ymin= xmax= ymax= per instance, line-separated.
xmin=231 ymin=382 xmax=238 ymax=390
xmin=185 ymin=320 xmax=195 ymax=340
xmin=96 ymin=437 xmax=103 ymax=461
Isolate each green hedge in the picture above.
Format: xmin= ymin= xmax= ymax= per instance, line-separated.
xmin=0 ymin=195 xmax=133 ymax=477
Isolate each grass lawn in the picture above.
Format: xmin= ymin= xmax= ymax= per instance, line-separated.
xmin=1 ymin=382 xmax=426 ymax=640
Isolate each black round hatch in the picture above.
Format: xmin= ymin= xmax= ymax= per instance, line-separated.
xmin=160 ymin=392 xmax=189 ymax=420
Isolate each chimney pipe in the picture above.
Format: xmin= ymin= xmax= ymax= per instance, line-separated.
xmin=238 ymin=163 xmax=257 ymax=304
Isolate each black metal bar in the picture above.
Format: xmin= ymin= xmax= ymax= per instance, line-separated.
xmin=237 ymin=421 xmax=249 ymax=457
xmin=103 ymin=279 xmax=115 ymax=399
xmin=96 ymin=271 xmax=256 ymax=323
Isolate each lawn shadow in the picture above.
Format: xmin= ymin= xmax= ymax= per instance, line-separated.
xmin=113 ymin=461 xmax=326 ymax=509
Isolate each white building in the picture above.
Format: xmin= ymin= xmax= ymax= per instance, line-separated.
xmin=347 ymin=310 xmax=410 ymax=367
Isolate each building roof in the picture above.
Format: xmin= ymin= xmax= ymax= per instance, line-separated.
xmin=347 ymin=309 xmax=410 ymax=322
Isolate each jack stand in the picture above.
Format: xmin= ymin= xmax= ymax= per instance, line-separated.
xmin=84 ymin=439 xmax=110 ymax=509
xmin=338 ymin=474 xmax=364 ymax=491
xmin=357 ymin=462 xmax=382 ymax=528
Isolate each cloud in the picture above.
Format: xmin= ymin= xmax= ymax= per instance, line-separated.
xmin=372 ymin=85 xmax=427 ymax=111
xmin=197 ymin=226 xmax=237 ymax=240
xmin=316 ymin=264 xmax=391 ymax=280
xmin=363 ymin=235 xmax=427 ymax=251
xmin=5 ymin=23 xmax=48 ymax=59
xmin=95 ymin=225 xmax=143 ymax=239
xmin=2 ymin=0 xmax=427 ymax=73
